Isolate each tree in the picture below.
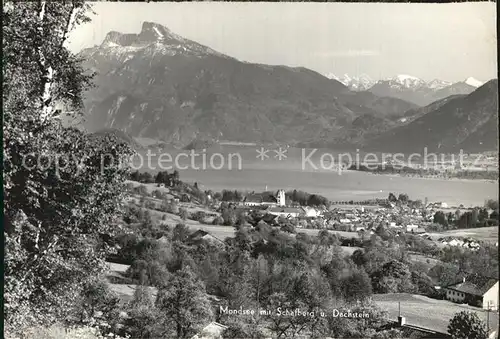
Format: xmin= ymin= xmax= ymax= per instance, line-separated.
xmin=179 ymin=208 xmax=189 ymax=221
xmin=124 ymin=286 xmax=162 ymax=339
xmin=352 ymin=249 xmax=368 ymax=267
xmin=433 ymin=211 xmax=448 ymax=227
xmin=170 ymin=170 xmax=180 ymax=186
xmin=428 ymin=263 xmax=460 ymax=287
xmin=4 ymin=1 xmax=133 ymax=331
xmin=156 ymin=266 xmax=213 ymax=338
xmin=130 ymin=170 xmax=140 ymax=182
xmin=78 ymin=278 xmax=120 ymax=324
xmin=458 ymin=212 xmax=474 ymax=229
xmin=140 ymin=172 xmax=154 ymax=184
xmin=484 ymin=199 xmax=499 ymax=211
xmin=448 ymin=311 xmax=487 ymax=339
xmin=173 ymin=223 xmax=191 ymax=243
xmin=212 ymin=216 xmax=224 ymax=225
xmin=341 ymin=268 xmax=373 ymax=302
xmin=398 ymin=194 xmax=409 ymax=204
xmin=155 ymin=170 xmax=169 ymax=185
xmin=371 ymin=260 xmax=414 ymax=294
xmin=222 ymin=209 xmax=237 ymax=226
xmin=478 ymin=208 xmax=489 ymax=222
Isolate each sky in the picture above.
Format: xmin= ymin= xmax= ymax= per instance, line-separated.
xmin=68 ymin=2 xmax=497 ymax=82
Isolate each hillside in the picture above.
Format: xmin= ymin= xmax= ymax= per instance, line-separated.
xmin=365 ymin=80 xmax=499 ymax=153
xmin=80 ymin=22 xmax=417 ymax=148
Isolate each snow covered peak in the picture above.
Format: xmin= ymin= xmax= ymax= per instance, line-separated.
xmin=465 ymin=77 xmax=483 ymax=88
xmin=428 ymin=79 xmax=452 ymax=90
xmin=324 ymin=73 xmax=339 ymax=81
xmin=374 ymin=74 xmax=427 ymax=91
xmin=325 ymin=73 xmax=375 ymax=91
xmin=387 ymin=74 xmax=426 ymax=88
xmin=393 ymin=74 xmax=420 ymax=81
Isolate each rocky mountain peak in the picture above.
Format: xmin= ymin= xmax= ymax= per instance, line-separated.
xmin=139 ymin=21 xmax=175 ymax=42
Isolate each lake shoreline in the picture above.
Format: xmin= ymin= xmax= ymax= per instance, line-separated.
xmin=364 ymin=172 xmax=498 ymax=184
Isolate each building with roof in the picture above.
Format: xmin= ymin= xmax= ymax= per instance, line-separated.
xmin=406 ymin=224 xmax=419 ymax=232
xmin=187 ymin=230 xmax=225 ymax=247
xmin=191 ymin=322 xmax=228 ymax=339
xmin=378 ymin=316 xmax=451 ymax=339
xmin=260 ymin=213 xmax=280 ymax=226
xmin=242 ymin=189 xmax=286 ymax=207
xmin=267 ymin=206 xmax=304 ymax=218
xmin=302 ymin=206 xmax=323 ymax=218
xmin=444 ymin=274 xmax=499 ymax=310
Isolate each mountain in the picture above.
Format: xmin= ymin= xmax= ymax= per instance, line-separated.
xmin=79 ymin=22 xmax=416 ymax=147
xmin=325 ymin=73 xmax=375 ymax=91
xmin=427 ymin=79 xmax=452 ymax=90
xmin=465 ymin=77 xmax=484 ymax=88
xmin=365 ymin=80 xmax=498 ymax=153
xmin=368 ymin=75 xmax=482 ymax=106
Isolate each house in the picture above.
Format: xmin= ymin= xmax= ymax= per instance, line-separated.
xmin=267 ymin=206 xmax=304 ymax=218
xmin=191 ymin=322 xmax=228 ymax=339
xmin=406 ymin=224 xmax=419 ymax=232
xmin=428 ymin=202 xmax=448 ymax=209
xmin=413 ymin=227 xmax=426 ymax=234
xmin=261 ymin=213 xmax=279 ymax=226
xmin=188 ymin=230 xmax=225 ymax=247
xmin=443 ymin=275 xmax=499 ymax=310
xmin=303 ymin=206 xmax=322 ymax=218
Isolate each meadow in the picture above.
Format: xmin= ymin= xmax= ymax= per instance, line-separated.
xmin=427 ymin=226 xmax=499 ymax=243
xmin=372 ymin=293 xmax=499 ymax=334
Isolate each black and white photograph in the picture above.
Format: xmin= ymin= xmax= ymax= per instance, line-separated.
xmin=3 ymin=1 xmax=499 ymax=339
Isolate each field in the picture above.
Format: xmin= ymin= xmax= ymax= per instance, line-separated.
xmin=427 ymin=226 xmax=498 ymax=243
xmin=373 ymin=293 xmax=499 ymax=334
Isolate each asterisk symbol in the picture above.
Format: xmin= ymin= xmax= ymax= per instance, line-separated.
xmin=256 ymin=147 xmax=270 ymax=161
xmin=274 ymin=147 xmax=287 ymax=161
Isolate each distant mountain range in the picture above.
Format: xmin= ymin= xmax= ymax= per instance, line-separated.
xmin=78 ymin=22 xmax=497 ymax=153
xmin=325 ymin=73 xmax=484 ymax=106
xmin=324 ymin=73 xmax=375 ymax=91
xmin=364 ymin=79 xmax=498 ymax=153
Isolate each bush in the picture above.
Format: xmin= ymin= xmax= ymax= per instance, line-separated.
xmin=448 ymin=311 xmax=487 ymax=339
xmin=191 ymin=211 xmax=207 ymax=222
xmin=212 ymin=216 xmax=224 ymax=225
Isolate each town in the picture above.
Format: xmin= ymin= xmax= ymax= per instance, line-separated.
xmin=108 ymin=169 xmax=500 ymax=338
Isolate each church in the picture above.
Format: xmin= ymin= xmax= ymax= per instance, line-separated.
xmin=242 ymin=189 xmax=286 ymax=207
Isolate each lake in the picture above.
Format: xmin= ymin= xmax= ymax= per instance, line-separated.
xmin=131 ymin=146 xmax=498 ymax=207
